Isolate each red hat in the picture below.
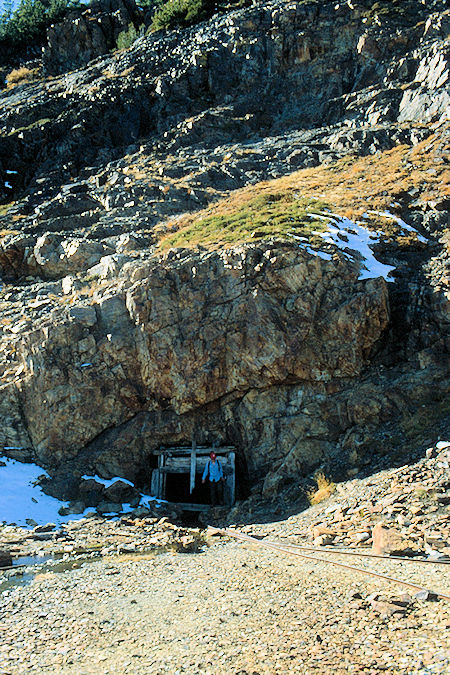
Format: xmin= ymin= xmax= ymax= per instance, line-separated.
xmin=210 ymin=451 xmax=216 ymax=459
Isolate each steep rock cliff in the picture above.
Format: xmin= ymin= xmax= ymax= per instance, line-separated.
xmin=0 ymin=0 xmax=448 ymax=503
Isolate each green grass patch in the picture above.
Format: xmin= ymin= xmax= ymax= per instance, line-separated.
xmin=159 ymin=192 xmax=330 ymax=250
xmin=7 ymin=118 xmax=51 ymax=136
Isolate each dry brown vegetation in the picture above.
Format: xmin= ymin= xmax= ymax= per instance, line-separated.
xmin=157 ymin=129 xmax=449 ymax=251
xmin=6 ymin=66 xmax=40 ymax=89
xmin=307 ymin=472 xmax=336 ymax=505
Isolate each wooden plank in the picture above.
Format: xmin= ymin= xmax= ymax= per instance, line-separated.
xmin=228 ymin=451 xmax=236 ymax=506
xmin=164 ymin=457 xmax=228 ymax=469
xmin=158 ymin=454 xmax=166 ymax=499
xmin=153 ymin=446 xmax=235 ymax=456
xmin=150 ymin=469 xmax=159 ymax=497
xmin=174 ymin=503 xmax=210 ymax=512
xmin=190 ymin=439 xmax=196 ymax=494
xmin=162 ymin=459 xmax=167 ymax=499
xmin=157 ymin=455 xmax=163 ymax=498
xmin=160 ymin=464 xmax=231 ymax=474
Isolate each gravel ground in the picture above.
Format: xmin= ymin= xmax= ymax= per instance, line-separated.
xmin=1 ymin=536 xmax=449 ymax=674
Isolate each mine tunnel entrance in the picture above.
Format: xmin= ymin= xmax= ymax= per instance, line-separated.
xmin=150 ymin=445 xmax=236 ymax=509
xmin=165 ymin=472 xmax=211 ymax=504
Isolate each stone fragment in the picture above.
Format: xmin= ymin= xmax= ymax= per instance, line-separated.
xmin=104 ymin=480 xmax=139 ymax=504
xmin=414 ymin=590 xmax=438 ymax=602
xmin=33 ymin=524 xmax=56 ymax=533
xmin=66 ymin=501 xmax=86 ymax=515
xmin=68 ymin=305 xmax=97 ymax=326
xmin=351 ymin=531 xmax=371 ymax=544
xmin=370 ymin=599 xmax=408 ymax=617
xmin=132 ymin=506 xmax=151 ymax=518
xmin=312 ymin=525 xmax=336 ymax=540
xmin=0 ymin=550 xmax=12 ymax=567
xmin=313 ymin=534 xmax=335 ymax=546
xmin=97 ymin=501 xmax=122 ymax=514
xmin=372 ymin=522 xmax=415 ymax=556
xmin=32 ymin=532 xmax=54 ymax=541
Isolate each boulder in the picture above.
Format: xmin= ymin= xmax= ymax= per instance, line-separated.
xmin=97 ymin=501 xmax=122 ymax=514
xmin=103 ymin=479 xmax=139 ymax=504
xmin=34 ymin=234 xmax=107 ymax=278
xmin=0 ymin=550 xmax=12 ymax=567
xmin=78 ymin=479 xmax=105 ymax=507
xmin=67 ymin=305 xmax=97 ymax=327
xmin=372 ymin=522 xmax=416 ymax=556
xmin=86 ymin=254 xmax=131 ymax=280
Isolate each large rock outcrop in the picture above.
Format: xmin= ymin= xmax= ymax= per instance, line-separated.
xmin=43 ymin=0 xmax=142 ymax=75
xmin=1 ymin=242 xmax=389 ymax=480
xmin=0 ymin=0 xmax=448 ymax=502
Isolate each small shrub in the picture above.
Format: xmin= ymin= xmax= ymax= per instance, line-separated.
xmin=116 ymin=23 xmax=138 ymax=50
xmin=0 ymin=0 xmax=81 ymax=49
xmin=151 ymin=0 xmax=209 ymax=32
xmin=307 ymin=472 xmax=335 ymax=506
xmin=6 ymin=66 xmax=40 ymax=88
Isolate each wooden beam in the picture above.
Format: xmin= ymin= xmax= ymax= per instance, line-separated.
xmin=190 ymin=439 xmax=196 ymax=494
xmin=150 ymin=469 xmax=159 ymax=497
xmin=153 ymin=446 xmax=235 ymax=456
xmin=173 ymin=503 xmax=210 ymax=512
xmin=164 ymin=457 xmax=229 ymax=469
xmin=160 ymin=465 xmax=232 ymax=474
xmin=228 ymin=451 xmax=236 ymax=506
xmin=158 ymin=454 xmax=166 ymax=499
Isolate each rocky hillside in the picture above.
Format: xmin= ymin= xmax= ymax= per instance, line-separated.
xmin=0 ymin=0 xmax=448 ymax=506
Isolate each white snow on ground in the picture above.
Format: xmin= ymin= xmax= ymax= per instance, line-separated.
xmin=367 ymin=210 xmax=428 ymax=243
xmin=288 ymin=209 xmax=427 ymax=281
xmin=288 ymin=213 xmax=395 ymax=280
xmin=82 ymin=474 xmax=134 ymax=488
xmin=287 ymin=233 xmax=333 ymax=261
xmin=82 ymin=476 xmax=167 ymax=508
xmin=0 ymin=461 xmax=166 ymax=528
xmin=436 ymin=441 xmax=450 ymax=450
xmin=0 ymin=457 xmax=88 ymax=527
xmin=288 ymin=211 xmax=424 ymax=281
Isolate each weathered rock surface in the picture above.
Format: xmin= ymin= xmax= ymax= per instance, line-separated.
xmin=43 ymin=0 xmax=143 ymax=75
xmin=0 ymin=0 xmax=448 ymax=503
xmin=1 ymin=242 xmax=390 ymax=472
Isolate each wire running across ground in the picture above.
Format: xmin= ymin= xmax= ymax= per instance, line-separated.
xmin=208 ymin=527 xmax=450 ymax=602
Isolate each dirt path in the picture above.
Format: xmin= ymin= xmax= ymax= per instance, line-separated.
xmin=1 ymin=537 xmax=449 ymax=674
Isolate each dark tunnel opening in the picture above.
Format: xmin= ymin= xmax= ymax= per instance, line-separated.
xmin=132 ymin=447 xmax=250 ymax=506
xmin=165 ymin=473 xmax=211 ymax=504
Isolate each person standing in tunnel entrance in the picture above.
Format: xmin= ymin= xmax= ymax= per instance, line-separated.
xmin=202 ymin=451 xmax=224 ymax=506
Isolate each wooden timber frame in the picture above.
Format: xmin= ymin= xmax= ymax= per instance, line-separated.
xmin=150 ymin=442 xmax=236 ymax=510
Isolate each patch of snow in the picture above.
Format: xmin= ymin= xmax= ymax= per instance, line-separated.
xmin=6 ymin=170 xmax=18 ymax=175
xmin=287 ymin=233 xmax=333 ymax=261
xmin=4 ymin=182 xmax=12 ymax=189
xmin=81 ymin=474 xmax=134 ymax=488
xmin=368 ymin=210 xmax=428 ymax=243
xmin=140 ymin=495 xmax=167 ymax=507
xmin=0 ymin=457 xmax=88 ymax=527
xmin=306 ymin=246 xmax=332 ymax=261
xmin=0 ymin=463 xmax=171 ymax=528
xmin=80 ymin=363 xmax=92 ymax=368
xmin=307 ymin=213 xmax=397 ymax=281
xmin=436 ymin=441 xmax=449 ymax=450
